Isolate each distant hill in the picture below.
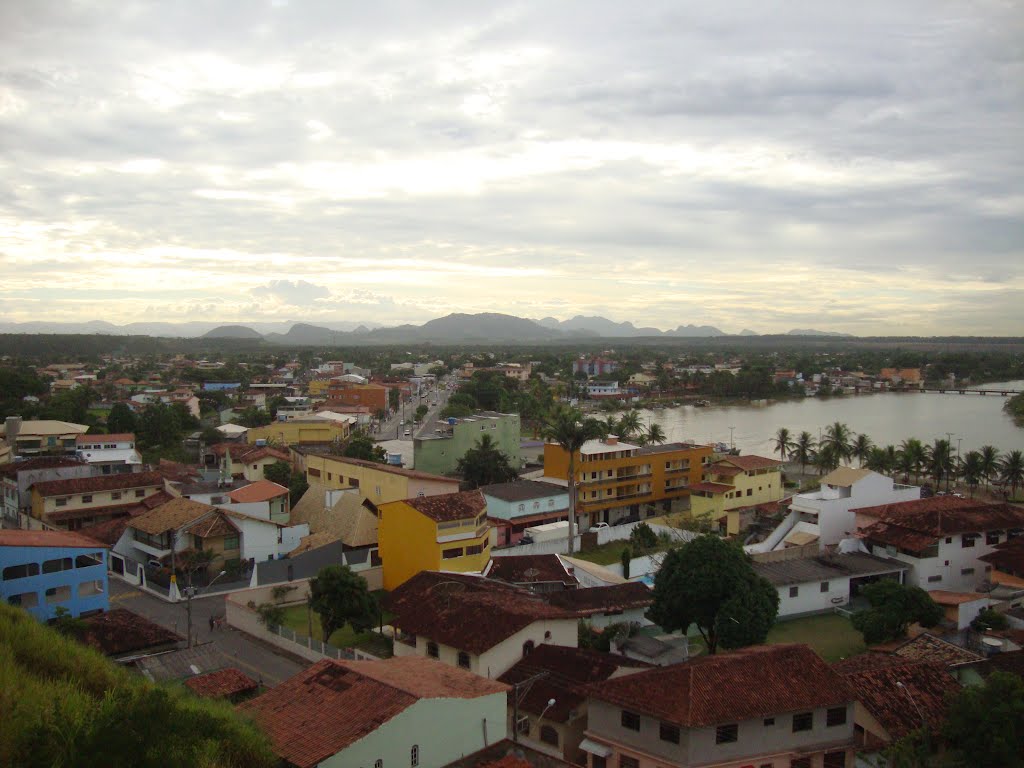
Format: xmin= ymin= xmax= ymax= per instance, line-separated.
xmin=534 ymin=315 xmax=725 ymax=337
xmin=201 ymin=325 xmax=263 ymax=340
xmin=667 ymin=324 xmax=727 ymax=337
xmin=739 ymin=329 xmax=759 ymax=336
xmin=264 ymin=323 xmax=351 ymax=345
xmin=786 ymin=328 xmax=855 ymax=338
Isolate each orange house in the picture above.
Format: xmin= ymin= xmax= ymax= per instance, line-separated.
xmin=326 ymin=382 xmax=389 ymax=412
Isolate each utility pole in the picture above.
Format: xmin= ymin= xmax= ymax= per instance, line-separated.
xmin=945 ymin=432 xmax=955 ymax=492
xmin=511 ymin=671 xmax=548 ymax=744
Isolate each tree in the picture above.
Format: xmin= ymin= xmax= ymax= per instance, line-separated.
xmin=456 ymin=434 xmax=518 ymax=488
xmin=792 ymin=431 xmax=815 ymax=476
xmin=620 ymin=546 xmax=631 ymax=579
xmin=927 ymin=438 xmax=953 ymax=490
xmin=999 ymin=450 xmax=1024 ymax=499
xmin=308 ymin=565 xmax=378 ymax=642
xmin=287 ymin=470 xmax=309 ymax=506
xmin=813 ymin=443 xmax=840 ymax=474
xmin=821 ymin=422 xmax=854 ymax=465
xmin=851 ymin=580 xmax=943 ymax=644
xmin=616 ymin=410 xmax=643 ymax=441
xmin=629 ymin=521 xmax=658 ymax=551
xmin=649 ymin=535 xmax=779 ymax=654
xmin=643 ymin=422 xmax=667 ymax=445
xmin=106 ymin=402 xmax=137 ymax=434
xmin=943 ymin=671 xmax=1024 ymax=768
xmin=343 ymin=433 xmax=387 ymax=463
xmin=388 ymin=388 xmax=400 ymax=411
xmin=773 ymin=427 xmax=794 ymax=464
xmin=852 ymin=433 xmax=874 ymax=467
xmin=970 ymin=608 xmax=1009 ymax=632
xmin=541 ymin=405 xmax=606 ymax=554
xmin=979 ymin=445 xmax=1000 ymax=491
xmin=899 ymin=438 xmax=927 ymax=484
xmin=414 ymin=404 xmax=428 ymax=421
xmin=960 ymin=451 xmax=984 ymax=497
xmin=263 ymin=460 xmax=292 ymax=486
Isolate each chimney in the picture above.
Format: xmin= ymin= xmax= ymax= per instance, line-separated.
xmin=604 ymin=434 xmax=618 ymax=446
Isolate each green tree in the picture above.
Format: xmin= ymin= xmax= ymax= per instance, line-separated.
xmin=899 ymin=438 xmax=927 ymax=483
xmin=541 ymin=405 xmax=606 ymax=554
xmin=852 ymin=433 xmax=874 ymax=467
xmin=643 ymin=422 xmax=666 ymax=445
xmin=308 ymin=565 xmax=378 ymax=642
xmin=105 ymin=402 xmax=138 ymax=434
xmin=851 ymin=580 xmax=943 ymax=644
xmin=388 ymin=388 xmax=400 ymax=411
xmin=792 ymin=431 xmax=816 ymax=476
xmin=649 ymin=535 xmax=779 ymax=654
xmin=456 ymin=434 xmax=518 ymax=488
xmin=960 ymin=450 xmax=984 ymax=497
xmin=263 ymin=460 xmax=292 ymax=486
xmin=773 ymin=427 xmax=794 ymax=464
xmin=620 ymin=546 xmax=632 ymax=579
xmin=821 ymin=422 xmax=854 ymax=465
xmin=927 ymin=438 xmax=954 ymax=490
xmin=616 ymin=410 xmax=643 ymax=440
xmin=970 ymin=608 xmax=1009 ymax=632
xmin=414 ymin=404 xmax=428 ymax=421
xmin=943 ymin=671 xmax=1024 ymax=768
xmin=999 ymin=450 xmax=1024 ymax=499
xmin=979 ymin=445 xmax=1000 ymax=491
xmin=629 ymin=521 xmax=658 ymax=552
xmin=343 ymin=433 xmax=387 ymax=463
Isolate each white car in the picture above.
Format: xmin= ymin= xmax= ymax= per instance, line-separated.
xmin=590 ymin=522 xmax=610 ymax=531
xmin=400 ymin=420 xmax=405 ymax=426
xmin=404 ymin=429 xmax=412 ymax=437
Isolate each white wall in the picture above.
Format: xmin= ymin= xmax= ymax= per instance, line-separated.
xmin=775 ymin=577 xmax=853 ymax=619
xmin=234 ymin=516 xmax=283 ymax=562
xmin=870 ymin=531 xmax=1005 ymax=592
xmin=478 ymin=618 xmax=578 ymax=679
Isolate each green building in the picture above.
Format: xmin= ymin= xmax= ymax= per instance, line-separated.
xmin=413 ymin=411 xmax=521 ymax=477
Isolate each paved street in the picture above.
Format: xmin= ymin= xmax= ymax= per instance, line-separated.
xmin=374 ymin=376 xmax=452 ymax=442
xmin=109 ymin=579 xmax=306 ymax=687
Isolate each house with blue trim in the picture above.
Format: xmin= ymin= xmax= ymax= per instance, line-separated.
xmin=0 ymin=529 xmax=109 ymax=620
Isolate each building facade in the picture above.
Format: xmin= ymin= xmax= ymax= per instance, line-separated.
xmin=689 ymin=455 xmax=785 ymax=532
xmin=482 ymin=481 xmax=570 ymax=546
xmin=414 ymin=411 xmax=521 ymax=477
xmin=302 ymin=453 xmax=460 ymax=505
xmin=29 ymin=470 xmax=165 ymax=531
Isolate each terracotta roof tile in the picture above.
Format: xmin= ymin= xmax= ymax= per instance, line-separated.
xmin=187 ymin=510 xmax=239 ymax=538
xmin=76 ymin=433 xmax=135 ymax=444
xmin=227 ymin=479 xmax=289 ymax=503
xmin=979 ymin=536 xmax=1024 ymax=572
xmin=545 ymin=582 xmax=653 ymax=616
xmin=481 ymin=481 xmax=568 ymax=503
xmin=0 ymin=456 xmax=86 ymax=478
xmin=77 ymin=515 xmax=135 ymax=546
xmin=129 ymin=497 xmax=216 ymax=535
xmin=401 ymin=490 xmax=487 ymax=523
xmin=717 ymin=455 xmax=784 ymax=471
xmin=238 ymin=657 xmax=507 ymax=768
xmin=853 ymin=497 xmax=1024 ymax=537
xmin=484 ymin=555 xmax=578 ymax=588
xmin=76 ymin=608 xmax=181 ymax=656
xmin=47 ymin=500 xmax=146 ymax=523
xmin=581 ymin=644 xmax=853 ymax=728
xmin=184 ymin=667 xmax=258 ymax=699
xmin=31 ymin=470 xmax=164 ymax=497
xmin=891 ymin=633 xmax=984 ymax=666
xmin=0 ymin=529 xmax=108 ymax=549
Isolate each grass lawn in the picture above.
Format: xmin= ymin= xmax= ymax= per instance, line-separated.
xmin=277 ymin=592 xmax=394 ymax=655
xmin=766 ymin=613 xmax=866 ymax=662
xmin=574 ymin=539 xmax=674 ymax=566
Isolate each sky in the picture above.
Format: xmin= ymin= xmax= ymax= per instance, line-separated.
xmin=1 ymin=1 xmax=1022 ymax=336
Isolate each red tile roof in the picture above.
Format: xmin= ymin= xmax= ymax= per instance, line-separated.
xmin=0 ymin=529 xmax=108 ymax=549
xmin=0 ymin=456 xmax=86 ymax=478
xmin=47 ymin=500 xmax=145 ymax=523
xmin=498 ymin=645 xmax=650 ymax=723
xmin=857 ymin=522 xmax=940 ymax=554
xmin=889 ymin=633 xmax=984 ymax=666
xmin=209 ymin=443 xmax=291 ymax=463
xmin=581 ymin=644 xmax=853 ymax=728
xmin=834 ymin=658 xmax=959 ymax=740
xmin=853 ymin=497 xmax=1024 ymax=537
xmin=76 ymin=514 xmax=135 ymax=545
xmin=238 ymin=657 xmax=507 ymax=768
xmin=31 ymin=470 xmax=164 ymax=497
xmin=718 ymin=455 xmax=784 ymax=471
xmin=979 ymin=536 xmax=1024 ymax=573
xmin=402 ymin=490 xmax=487 ymax=523
xmin=184 ymin=667 xmax=259 ymax=699
xmin=387 ymin=572 xmax=574 ymax=654
xmin=75 ymin=433 xmax=135 ymax=444
xmin=227 ymin=479 xmax=289 ymax=503
xmin=484 ymin=554 xmax=578 ymax=588
xmin=545 ymin=582 xmax=653 ymax=617
xmin=77 ymin=608 xmax=182 ymax=656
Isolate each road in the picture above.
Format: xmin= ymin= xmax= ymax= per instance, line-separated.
xmin=374 ymin=376 xmax=453 ymax=443
xmin=109 ymin=578 xmax=306 ymax=687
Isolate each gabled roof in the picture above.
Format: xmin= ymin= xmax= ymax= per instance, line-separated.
xmin=183 ymin=668 xmax=259 ymax=699
xmin=76 ymin=608 xmax=181 ymax=656
xmin=387 ymin=572 xmax=574 ymax=654
xmin=0 ymin=456 xmax=86 ymax=478
xmin=483 ymin=554 xmax=578 ymax=588
xmin=716 ymin=455 xmax=783 ymax=472
xmin=289 ymin=483 xmax=379 ymax=546
xmin=0 ymin=529 xmax=107 ymax=549
xmin=753 ymin=553 xmax=907 ymax=587
xmin=890 ymin=632 xmax=984 ymax=667
xmin=77 ymin=515 xmax=135 ymax=546
xmin=498 ymin=645 xmax=650 ymax=723
xmin=481 ymin=480 xmax=568 ymax=503
xmin=128 ymin=497 xmax=216 ymax=535
xmin=833 ymin=656 xmax=959 ymax=740
xmin=76 ymin=433 xmax=135 ymax=444
xmin=31 ymin=470 xmax=164 ymax=497
xmin=545 ymin=582 xmax=653 ymax=616
xmin=400 ymin=490 xmax=486 ymax=523
xmin=820 ymin=467 xmax=874 ymax=487
xmin=979 ymin=536 xmax=1024 ymax=572
xmin=238 ymin=657 xmax=508 ymax=768
xmin=581 ymin=644 xmax=853 ymax=728
xmin=227 ymin=479 xmax=288 ymax=503
xmin=853 ymin=497 xmax=1024 ymax=537
xmin=187 ymin=510 xmax=240 ymax=538
xmin=0 ymin=420 xmax=88 ymax=437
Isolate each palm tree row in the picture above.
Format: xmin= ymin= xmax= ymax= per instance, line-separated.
xmin=774 ymin=423 xmax=1024 ymax=498
xmin=601 ymin=410 xmax=667 ymax=446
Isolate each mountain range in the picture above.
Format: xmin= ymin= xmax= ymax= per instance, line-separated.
xmin=0 ymin=314 xmax=854 ymax=344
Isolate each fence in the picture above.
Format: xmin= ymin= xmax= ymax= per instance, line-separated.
xmin=266 ymin=624 xmax=355 ymax=661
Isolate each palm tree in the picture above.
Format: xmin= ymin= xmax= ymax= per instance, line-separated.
xmin=999 ymin=450 xmax=1024 ymax=500
xmin=792 ymin=431 xmax=816 ymax=476
xmin=926 ymin=439 xmax=953 ymax=490
xmin=541 ymin=405 xmax=606 ymax=553
xmin=865 ymin=447 xmax=889 ymax=474
xmin=979 ymin=445 xmax=1000 ymax=492
xmin=852 ymin=433 xmax=874 ymax=468
xmin=644 ymin=422 xmax=667 ymax=445
xmin=616 ymin=410 xmax=643 ymax=441
xmin=813 ymin=443 xmax=839 ymax=474
xmin=960 ymin=450 xmax=984 ymax=498
xmin=773 ymin=427 xmax=795 ymax=465
xmin=899 ymin=438 xmax=926 ymax=483
xmin=821 ymin=422 xmax=854 ymax=466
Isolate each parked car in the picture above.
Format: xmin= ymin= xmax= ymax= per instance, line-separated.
xmin=518 ymin=535 xmax=534 ymax=545
xmin=590 ymin=522 xmax=610 ymax=531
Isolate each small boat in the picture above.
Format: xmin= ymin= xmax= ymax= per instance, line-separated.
xmin=694 ymin=399 xmax=711 ymax=407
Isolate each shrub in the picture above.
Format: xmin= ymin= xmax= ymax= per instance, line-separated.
xmin=255 ymin=603 xmax=286 ymax=628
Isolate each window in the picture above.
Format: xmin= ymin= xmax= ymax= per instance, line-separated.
xmin=820 ymin=581 xmax=830 ymax=593
xmin=518 ymin=504 xmax=525 ymax=512
xmin=791 ymin=759 xmax=811 ymax=768
xmin=763 ymin=717 xmax=775 ymax=726
xmin=223 ymin=535 xmax=240 ymax=551
xmin=442 ymin=547 xmax=463 ymax=559
xmin=746 ymin=488 xmax=753 ymax=496
xmin=349 ymin=478 xmax=359 ymax=489
xmin=987 ymin=531 xmax=1001 ymax=545
xmin=78 ymin=580 xmax=103 ymax=597
xmin=540 ymin=725 xmax=559 ymax=746
xmin=823 ymin=752 xmax=846 ymax=768
xmin=466 ymin=544 xmax=483 ymax=556
xmin=945 ymin=536 xmax=952 ymax=544
xmin=457 ymin=651 xmax=471 ymax=669
xmin=927 ymin=575 xmax=942 ymax=583
xmin=962 ymin=534 xmax=977 ymax=548
xmin=135 ymin=489 xmax=145 ymax=498
xmin=8 ymin=591 xmax=39 ymax=608
xmin=426 ymin=642 xmax=439 ymax=658
xmin=592 ymin=758 xmax=607 ymax=768
xmin=55 ymin=497 xmax=68 ymax=507
xmin=410 ymin=745 xmax=419 ymax=768
xmin=75 ymin=553 xmax=102 ymax=569
xmin=659 ymin=722 xmax=680 ymax=743
xmin=516 ymin=716 xmax=530 ymax=735
xmin=792 ymin=712 xmax=813 ymax=732
xmin=45 ymin=585 xmax=71 ymax=604
xmin=827 ymin=707 xmax=847 ymax=726
xmin=715 ymin=723 xmax=738 ymax=744
xmin=375 ymin=761 xmax=383 ymax=768
xmin=3 ymin=562 xmax=40 ymax=581
xmin=308 ymin=468 xmax=321 ymax=478
xmin=789 ymin=586 xmax=799 ymax=598
xmin=961 ymin=567 xmax=975 ymax=576
xmin=81 ymin=495 xmax=93 ymax=503
xmin=620 ymin=710 xmax=640 ymax=731
xmin=522 ymin=640 xmax=535 ymax=657
xmin=42 ymin=557 xmax=73 ymax=574
xmin=619 ymin=757 xmax=639 ymax=768
xmin=111 ymin=492 xmax=122 ymax=500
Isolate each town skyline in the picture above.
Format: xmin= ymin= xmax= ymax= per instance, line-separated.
xmin=2 ymin=1 xmax=1022 ymax=336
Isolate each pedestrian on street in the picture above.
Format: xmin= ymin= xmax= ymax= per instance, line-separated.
xmin=209 ymin=615 xmax=215 ymax=632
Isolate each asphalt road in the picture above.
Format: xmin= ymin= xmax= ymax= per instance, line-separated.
xmin=109 ymin=578 xmax=306 ymax=687
xmin=374 ymin=378 xmax=452 ymax=442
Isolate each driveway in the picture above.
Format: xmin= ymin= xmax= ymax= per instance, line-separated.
xmin=109 ymin=579 xmax=306 ymax=687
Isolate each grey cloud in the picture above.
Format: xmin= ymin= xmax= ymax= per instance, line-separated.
xmin=251 ymin=280 xmax=331 ymax=304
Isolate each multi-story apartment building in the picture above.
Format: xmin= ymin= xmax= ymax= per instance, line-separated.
xmin=414 ymin=411 xmax=521 ymax=477
xmin=689 ymin=455 xmax=785 ymax=532
xmin=300 ymin=453 xmax=459 ymax=506
xmin=1 ymin=457 xmax=95 ymax=526
xmin=29 ymin=470 xmax=166 ymax=530
xmin=543 ymin=437 xmax=712 ymax=528
xmin=573 ymin=357 xmax=619 ymax=377
xmin=481 ymin=480 xmax=569 ymax=546
xmin=580 ymin=644 xmax=856 ymax=768
xmin=855 ymin=496 xmax=1024 ymax=592
xmin=74 ymin=433 xmax=142 ymax=475
xmin=0 ymin=417 xmax=89 ymax=457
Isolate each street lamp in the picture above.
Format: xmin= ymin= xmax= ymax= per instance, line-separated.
xmin=729 ymin=426 xmax=735 ymax=451
xmin=183 ymin=569 xmax=227 ymax=649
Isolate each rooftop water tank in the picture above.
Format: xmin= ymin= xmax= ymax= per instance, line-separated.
xmin=386 ymin=453 xmax=403 ymax=465
xmin=447 ymin=417 xmax=458 ymax=425
xmin=255 ymin=439 xmax=268 ymax=447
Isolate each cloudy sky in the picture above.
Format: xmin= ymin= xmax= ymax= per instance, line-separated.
xmin=2 ymin=1 xmax=1021 ymax=335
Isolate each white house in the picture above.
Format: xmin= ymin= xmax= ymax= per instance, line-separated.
xmin=788 ymin=468 xmax=920 ymax=551
xmin=855 ymin=497 xmax=1024 ymax=592
xmin=74 ymin=433 xmax=142 ymax=475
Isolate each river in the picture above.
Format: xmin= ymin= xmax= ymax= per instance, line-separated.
xmin=638 ymin=380 xmax=1024 ymax=458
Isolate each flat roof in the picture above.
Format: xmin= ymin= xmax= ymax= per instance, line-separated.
xmin=753 ymin=552 xmax=907 ymax=586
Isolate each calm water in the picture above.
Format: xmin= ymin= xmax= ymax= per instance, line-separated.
xmin=638 ymin=380 xmax=1024 ymax=458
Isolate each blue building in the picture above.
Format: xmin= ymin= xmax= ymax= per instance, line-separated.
xmin=0 ymin=530 xmax=109 ymax=621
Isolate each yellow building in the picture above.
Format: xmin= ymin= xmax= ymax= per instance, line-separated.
xmin=542 ymin=436 xmax=712 ymax=528
xmin=306 ymin=379 xmax=331 ymax=397
xmin=246 ymin=418 xmax=350 ymax=447
xmin=301 ymin=454 xmax=460 ymax=506
xmin=377 ymin=490 xmax=492 ymax=590
xmin=688 ymin=455 xmax=784 ymax=533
